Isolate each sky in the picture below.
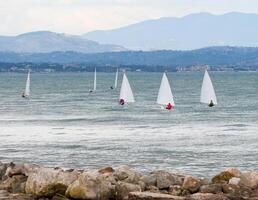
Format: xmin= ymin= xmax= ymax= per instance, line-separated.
xmin=1 ymin=0 xmax=258 ymax=36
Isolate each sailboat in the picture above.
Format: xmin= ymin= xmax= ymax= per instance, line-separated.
xmin=110 ymin=68 xmax=118 ymax=90
xmin=22 ymin=70 xmax=30 ymax=98
xmin=119 ymin=73 xmax=135 ymax=105
xmin=157 ymin=73 xmax=175 ymax=110
xmin=200 ymin=70 xmax=217 ymax=107
xmin=89 ymin=68 xmax=96 ymax=93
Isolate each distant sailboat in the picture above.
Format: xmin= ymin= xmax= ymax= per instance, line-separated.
xmin=22 ymin=70 xmax=30 ymax=98
xmin=89 ymin=68 xmax=96 ymax=93
xmin=119 ymin=73 xmax=135 ymax=105
xmin=114 ymin=68 xmax=118 ymax=89
xmin=157 ymin=73 xmax=175 ymax=110
xmin=200 ymin=70 xmax=217 ymax=107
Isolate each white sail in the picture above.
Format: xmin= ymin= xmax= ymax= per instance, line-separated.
xmin=157 ymin=73 xmax=175 ymax=106
xmin=119 ymin=73 xmax=135 ymax=103
xmin=200 ymin=70 xmax=217 ymax=104
xmin=114 ymin=68 xmax=118 ymax=89
xmin=93 ymin=68 xmax=96 ymax=91
xmin=24 ymin=70 xmax=30 ymax=97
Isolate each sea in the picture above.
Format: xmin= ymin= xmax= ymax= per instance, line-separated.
xmin=0 ymin=72 xmax=257 ymax=177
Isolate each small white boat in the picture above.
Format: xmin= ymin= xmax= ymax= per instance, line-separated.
xmin=200 ymin=70 xmax=217 ymax=107
xmin=119 ymin=73 xmax=135 ymax=105
xmin=114 ymin=68 xmax=118 ymax=89
xmin=89 ymin=68 xmax=97 ymax=93
xmin=157 ymin=73 xmax=175 ymax=110
xmin=22 ymin=70 xmax=30 ymax=98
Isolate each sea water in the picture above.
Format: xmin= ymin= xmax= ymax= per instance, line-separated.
xmin=0 ymin=72 xmax=257 ymax=177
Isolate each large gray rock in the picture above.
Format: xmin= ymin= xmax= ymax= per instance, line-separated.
xmin=5 ymin=163 xmax=39 ymax=178
xmin=199 ymin=184 xmax=222 ymax=194
xmin=128 ymin=192 xmax=186 ymax=200
xmin=239 ymin=171 xmax=258 ymax=189
xmin=114 ymin=166 xmax=142 ymax=184
xmin=182 ymin=176 xmax=201 ymax=193
xmin=115 ymin=181 xmax=141 ymax=200
xmin=0 ymin=175 xmax=27 ymax=193
xmin=152 ymin=171 xmax=177 ymax=189
xmin=140 ymin=175 xmax=157 ymax=187
xmin=25 ymin=167 xmax=79 ymax=197
xmin=189 ymin=193 xmax=230 ymax=200
xmin=66 ymin=169 xmax=115 ymax=200
xmin=228 ymin=177 xmax=240 ymax=185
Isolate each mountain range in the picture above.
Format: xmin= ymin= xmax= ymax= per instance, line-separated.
xmin=84 ymin=12 xmax=258 ymax=50
xmin=0 ymin=31 xmax=125 ymax=53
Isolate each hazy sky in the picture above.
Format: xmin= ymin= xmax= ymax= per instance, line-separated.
xmin=1 ymin=0 xmax=258 ymax=36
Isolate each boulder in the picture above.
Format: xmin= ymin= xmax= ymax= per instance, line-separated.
xmin=211 ymin=172 xmax=235 ymax=184
xmin=228 ymin=178 xmax=240 ymax=185
xmin=0 ymin=175 xmax=27 ymax=193
xmin=239 ymin=171 xmax=258 ymax=189
xmin=128 ymin=191 xmax=186 ymax=200
xmin=66 ymin=169 xmax=115 ymax=200
xmin=115 ymin=181 xmax=141 ymax=200
xmin=182 ymin=176 xmax=201 ymax=193
xmin=114 ymin=166 xmax=142 ymax=184
xmin=5 ymin=163 xmax=39 ymax=177
xmin=152 ymin=171 xmax=176 ymax=189
xmin=0 ymin=163 xmax=8 ymax=180
xmin=168 ymin=185 xmax=183 ymax=196
xmin=140 ymin=175 xmax=157 ymax=187
xmin=222 ymin=184 xmax=252 ymax=198
xmin=224 ymin=168 xmax=241 ymax=178
xmin=199 ymin=184 xmax=222 ymax=194
xmin=25 ymin=167 xmax=79 ymax=198
xmin=145 ymin=185 xmax=159 ymax=193
xmin=98 ymin=167 xmax=114 ymax=174
xmin=189 ymin=193 xmax=230 ymax=200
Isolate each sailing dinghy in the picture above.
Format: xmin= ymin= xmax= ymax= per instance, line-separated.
xmin=200 ymin=70 xmax=217 ymax=107
xmin=89 ymin=68 xmax=97 ymax=93
xmin=22 ymin=70 xmax=30 ymax=98
xmin=119 ymin=73 xmax=135 ymax=105
xmin=111 ymin=68 xmax=118 ymax=90
xmin=157 ymin=73 xmax=175 ymax=110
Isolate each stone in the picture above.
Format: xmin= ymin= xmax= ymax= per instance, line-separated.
xmin=128 ymin=192 xmax=186 ymax=200
xmin=98 ymin=167 xmax=114 ymax=174
xmin=114 ymin=166 xmax=142 ymax=184
xmin=239 ymin=171 xmax=258 ymax=189
xmin=189 ymin=193 xmax=230 ymax=200
xmin=153 ymin=171 xmax=176 ymax=189
xmin=25 ymin=167 xmax=79 ymax=198
xmin=199 ymin=184 xmax=222 ymax=194
xmin=140 ymin=175 xmax=157 ymax=187
xmin=146 ymin=185 xmax=159 ymax=193
xmin=224 ymin=168 xmax=241 ymax=178
xmin=5 ymin=163 xmax=39 ymax=178
xmin=138 ymin=181 xmax=146 ymax=191
xmin=0 ymin=175 xmax=27 ymax=193
xmin=212 ymin=172 xmax=235 ymax=184
xmin=52 ymin=194 xmax=69 ymax=200
xmin=222 ymin=184 xmax=240 ymax=195
xmin=168 ymin=185 xmax=183 ymax=196
xmin=115 ymin=181 xmax=141 ymax=200
xmin=66 ymin=169 xmax=115 ymax=200
xmin=229 ymin=178 xmax=240 ymax=185
xmin=182 ymin=176 xmax=201 ymax=193
xmin=0 ymin=163 xmax=8 ymax=181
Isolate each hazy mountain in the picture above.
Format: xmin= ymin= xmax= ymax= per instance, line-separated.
xmin=83 ymin=12 xmax=258 ymax=50
xmin=1 ymin=47 xmax=258 ymax=70
xmin=0 ymin=31 xmax=126 ymax=53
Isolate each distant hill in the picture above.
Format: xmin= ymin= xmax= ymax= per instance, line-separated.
xmin=83 ymin=12 xmax=258 ymax=50
xmin=1 ymin=47 xmax=258 ymax=71
xmin=0 ymin=31 xmax=126 ymax=53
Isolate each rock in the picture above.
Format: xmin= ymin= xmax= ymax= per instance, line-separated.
xmin=168 ymin=185 xmax=183 ymax=196
xmin=128 ymin=191 xmax=186 ymax=200
xmin=138 ymin=181 xmax=146 ymax=191
xmin=66 ymin=169 xmax=115 ymax=200
xmin=0 ymin=163 xmax=8 ymax=180
xmin=25 ymin=167 xmax=79 ymax=198
xmin=189 ymin=193 xmax=230 ymax=200
xmin=51 ymin=194 xmax=69 ymax=200
xmin=229 ymin=178 xmax=240 ymax=185
xmin=140 ymin=175 xmax=157 ymax=187
xmin=239 ymin=171 xmax=258 ymax=189
xmin=212 ymin=172 xmax=235 ymax=184
xmin=0 ymin=175 xmax=27 ymax=193
xmin=5 ymin=163 xmax=39 ymax=178
xmin=222 ymin=184 xmax=240 ymax=195
xmin=152 ymin=171 xmax=176 ymax=189
xmin=115 ymin=181 xmax=141 ymax=200
xmin=224 ymin=168 xmax=241 ymax=178
xmin=98 ymin=167 xmax=114 ymax=174
xmin=182 ymin=176 xmax=201 ymax=193
xmin=145 ymin=185 xmax=159 ymax=193
xmin=114 ymin=166 xmax=142 ymax=184
xmin=199 ymin=184 xmax=222 ymax=194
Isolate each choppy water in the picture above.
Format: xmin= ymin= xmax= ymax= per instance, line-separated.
xmin=0 ymin=72 xmax=258 ymax=177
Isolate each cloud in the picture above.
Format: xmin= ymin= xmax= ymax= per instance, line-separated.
xmin=0 ymin=0 xmax=258 ymax=35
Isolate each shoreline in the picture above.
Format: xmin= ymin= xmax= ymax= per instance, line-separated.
xmin=0 ymin=162 xmax=258 ymax=200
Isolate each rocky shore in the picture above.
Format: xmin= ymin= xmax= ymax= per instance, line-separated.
xmin=1 ymin=162 xmax=258 ymax=200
